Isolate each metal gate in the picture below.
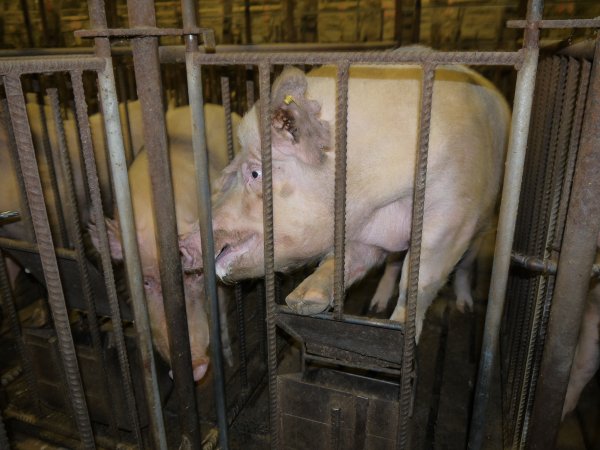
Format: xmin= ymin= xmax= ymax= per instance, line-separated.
xmin=0 ymin=0 xmax=599 ymax=449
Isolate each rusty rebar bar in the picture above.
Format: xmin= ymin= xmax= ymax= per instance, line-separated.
xmin=258 ymin=61 xmax=280 ymax=450
xmin=397 ymin=63 xmax=436 ymax=449
xmin=333 ymin=61 xmax=349 ymax=321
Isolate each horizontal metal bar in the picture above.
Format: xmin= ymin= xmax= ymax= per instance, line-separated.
xmin=510 ymin=251 xmax=600 ymax=278
xmin=304 ymin=354 xmax=402 ymax=376
xmin=276 ymin=305 xmax=404 ymax=330
xmin=0 ymin=55 xmax=105 ymax=75
xmin=0 ymin=237 xmax=75 ymax=260
xmin=507 ymin=18 xmax=600 ymax=29
xmin=0 ymin=42 xmax=398 ymax=62
xmin=74 ymin=26 xmax=211 ymax=38
xmin=193 ymin=49 xmax=523 ymax=67
xmin=0 ymin=211 xmax=20 ymax=225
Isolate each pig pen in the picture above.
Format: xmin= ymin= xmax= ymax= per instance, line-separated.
xmin=1 ymin=0 xmax=600 ymax=449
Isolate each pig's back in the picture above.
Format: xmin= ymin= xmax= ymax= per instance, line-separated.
xmin=306 ymin=64 xmax=509 ymax=220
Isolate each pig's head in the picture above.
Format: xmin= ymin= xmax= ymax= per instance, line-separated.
xmin=186 ymin=67 xmax=337 ymax=282
xmin=89 ymin=218 xmax=210 ymax=382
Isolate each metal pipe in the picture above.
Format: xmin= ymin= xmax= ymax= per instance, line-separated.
xmin=258 ymin=61 xmax=280 ymax=450
xmin=0 ymin=56 xmax=105 ymax=75
xmin=397 ymin=63 xmax=436 ymax=449
xmin=70 ymin=75 xmax=150 ymax=446
xmin=3 ymin=74 xmax=96 ymax=450
xmin=468 ymin=1 xmax=542 ymax=447
xmin=86 ymin=1 xmax=168 ymax=447
xmin=528 ymin=36 xmax=600 ymax=450
xmin=126 ymin=0 xmax=201 ymax=447
xmin=333 ymin=62 xmax=349 ymax=321
xmin=182 ymin=0 xmax=229 ymax=445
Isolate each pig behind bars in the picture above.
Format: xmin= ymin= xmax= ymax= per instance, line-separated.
xmin=92 ymin=104 xmax=241 ymax=381
xmin=187 ymin=64 xmax=510 ymax=341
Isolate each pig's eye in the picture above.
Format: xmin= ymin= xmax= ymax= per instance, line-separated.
xmin=251 ymin=169 xmax=261 ymax=179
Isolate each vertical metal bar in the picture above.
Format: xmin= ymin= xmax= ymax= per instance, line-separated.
xmin=528 ymin=36 xmax=600 ymax=450
xmin=330 ymin=407 xmax=342 ymax=450
xmin=259 ymin=61 xmax=280 ymax=450
xmin=221 ymin=73 xmax=250 ymax=392
xmin=35 ymin=80 xmax=70 ymax=248
xmin=116 ymin=64 xmax=134 ymax=166
xmin=3 ymin=74 xmax=96 ymax=450
xmin=126 ymin=0 xmax=201 ymax=446
xmin=468 ymin=1 xmax=542 ymax=447
xmin=0 ymin=251 xmax=39 ymax=408
xmin=397 ymin=63 xmax=435 ymax=449
xmin=47 ymin=87 xmax=123 ymax=441
xmin=19 ymin=0 xmax=35 ymax=47
xmin=221 ymin=76 xmax=235 ymax=162
xmin=333 ymin=61 xmax=349 ymax=321
xmin=86 ymin=2 xmax=168 ymax=447
xmin=244 ymin=0 xmax=252 ymax=44
xmin=182 ymin=1 xmax=228 ymax=446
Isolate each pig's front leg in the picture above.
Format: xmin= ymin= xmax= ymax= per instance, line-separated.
xmin=286 ymin=243 xmax=386 ymax=315
xmin=369 ymin=253 xmax=403 ymax=313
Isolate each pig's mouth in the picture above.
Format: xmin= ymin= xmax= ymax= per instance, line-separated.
xmin=215 ymin=233 xmax=258 ymax=278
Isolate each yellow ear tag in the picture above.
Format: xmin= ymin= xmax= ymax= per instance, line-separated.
xmin=284 ymin=94 xmax=295 ymax=105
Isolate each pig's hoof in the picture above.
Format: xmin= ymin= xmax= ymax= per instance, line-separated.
xmin=368 ymin=293 xmax=390 ymax=314
xmin=456 ymin=295 xmax=473 ymax=314
xmin=285 ymin=290 xmax=331 ymax=315
xmin=390 ymin=305 xmax=406 ymax=323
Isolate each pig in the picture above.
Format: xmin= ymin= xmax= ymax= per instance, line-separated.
xmin=194 ymin=64 xmax=509 ymax=341
xmin=93 ymin=103 xmax=241 ymax=381
xmin=562 ymin=241 xmax=600 ymax=419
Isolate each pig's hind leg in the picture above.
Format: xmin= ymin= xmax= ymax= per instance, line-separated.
xmin=286 ymin=243 xmax=386 ymax=315
xmin=453 ymin=236 xmax=483 ymax=313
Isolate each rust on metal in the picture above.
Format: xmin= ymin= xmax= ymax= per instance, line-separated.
xmin=507 ymin=18 xmax=600 ymax=29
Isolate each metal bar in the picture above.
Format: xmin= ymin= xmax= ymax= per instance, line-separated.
xmin=193 ymin=50 xmax=523 ymax=67
xmin=75 ymin=26 xmax=210 ymax=39
xmin=510 ymin=251 xmax=557 ymax=275
xmin=19 ymin=0 xmax=35 ymax=47
xmin=182 ymin=0 xmax=228 ymax=445
xmin=468 ymin=0 xmax=542 ymax=446
xmin=528 ymin=36 xmax=600 ymax=450
xmin=47 ymin=87 xmax=123 ymax=441
xmin=3 ymin=74 xmax=96 ymax=450
xmin=303 ymin=354 xmax=402 ymax=376
xmin=258 ymin=61 xmax=280 ymax=450
xmin=333 ymin=61 xmax=349 ymax=321
xmin=0 ymin=250 xmax=40 ymax=410
xmin=74 ymin=73 xmax=145 ymax=437
xmin=221 ymin=76 xmax=235 ymax=162
xmin=397 ymin=63 xmax=436 ymax=449
xmin=116 ymin=64 xmax=134 ymax=166
xmin=0 ymin=56 xmax=105 ymax=75
xmin=35 ymin=80 xmax=70 ymax=248
xmin=330 ymin=407 xmax=342 ymax=450
xmin=507 ymin=18 xmax=600 ymax=29
xmin=126 ymin=1 xmax=201 ymax=448
xmin=0 ymin=211 xmax=20 ymax=224
xmin=87 ymin=0 xmax=168 ymax=444
xmin=246 ymin=67 xmax=255 ymax=110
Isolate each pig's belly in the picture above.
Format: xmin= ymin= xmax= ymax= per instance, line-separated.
xmin=357 ymin=199 xmax=412 ymax=252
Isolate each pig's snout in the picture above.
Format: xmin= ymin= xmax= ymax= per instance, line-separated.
xmin=167 ymin=356 xmax=210 ymax=382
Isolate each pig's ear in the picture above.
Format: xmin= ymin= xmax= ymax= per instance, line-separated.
xmin=179 ymin=223 xmax=203 ymax=273
xmin=88 ymin=218 xmax=124 ymax=262
xmin=270 ymin=66 xmax=331 ymax=165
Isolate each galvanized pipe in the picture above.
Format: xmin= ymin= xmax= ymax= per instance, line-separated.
xmin=86 ymin=1 xmax=168 ymax=446
xmin=397 ymin=63 xmax=436 ymax=449
xmin=126 ymin=0 xmax=201 ymax=447
xmin=528 ymin=36 xmax=600 ymax=450
xmin=3 ymin=74 xmax=96 ymax=450
xmin=333 ymin=61 xmax=349 ymax=321
xmin=468 ymin=1 xmax=542 ymax=447
xmin=47 ymin=87 xmax=122 ymax=440
xmin=68 ymin=75 xmax=148 ymax=446
xmin=258 ymin=61 xmax=280 ymax=450
xmin=182 ymin=0 xmax=229 ymax=445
